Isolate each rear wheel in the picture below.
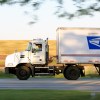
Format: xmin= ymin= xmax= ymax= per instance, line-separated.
xmin=63 ymin=65 xmax=80 ymax=80
xmin=16 ymin=66 xmax=30 ymax=80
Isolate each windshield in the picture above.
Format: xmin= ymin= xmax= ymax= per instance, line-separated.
xmin=26 ymin=42 xmax=32 ymax=51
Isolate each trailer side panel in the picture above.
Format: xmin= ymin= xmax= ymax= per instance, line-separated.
xmin=57 ymin=27 xmax=100 ymax=64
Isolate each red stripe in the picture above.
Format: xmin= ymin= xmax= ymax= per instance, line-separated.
xmin=61 ymin=54 xmax=100 ymax=57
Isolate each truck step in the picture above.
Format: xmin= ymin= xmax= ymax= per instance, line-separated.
xmin=35 ymin=67 xmax=49 ymax=68
xmin=35 ymin=73 xmax=50 ymax=75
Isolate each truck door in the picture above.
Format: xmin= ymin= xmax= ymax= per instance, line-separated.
xmin=31 ymin=43 xmax=46 ymax=64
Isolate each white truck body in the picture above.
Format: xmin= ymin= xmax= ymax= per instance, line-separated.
xmin=57 ymin=27 xmax=100 ymax=64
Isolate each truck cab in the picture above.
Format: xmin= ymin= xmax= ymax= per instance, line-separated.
xmin=26 ymin=38 xmax=49 ymax=65
xmin=5 ymin=38 xmax=51 ymax=80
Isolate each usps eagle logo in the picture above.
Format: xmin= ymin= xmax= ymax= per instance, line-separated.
xmin=87 ymin=36 xmax=100 ymax=49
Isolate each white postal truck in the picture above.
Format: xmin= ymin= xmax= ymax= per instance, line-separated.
xmin=5 ymin=27 xmax=100 ymax=80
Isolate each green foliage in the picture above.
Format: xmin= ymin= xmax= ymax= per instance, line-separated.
xmin=0 ymin=71 xmax=15 ymax=78
xmin=0 ymin=89 xmax=100 ymax=100
xmin=0 ymin=0 xmax=100 ymax=22
xmin=0 ymin=0 xmax=8 ymax=4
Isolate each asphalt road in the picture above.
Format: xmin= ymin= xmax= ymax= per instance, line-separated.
xmin=0 ymin=78 xmax=100 ymax=91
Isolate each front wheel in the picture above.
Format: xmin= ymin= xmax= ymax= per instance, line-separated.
xmin=63 ymin=65 xmax=80 ymax=80
xmin=16 ymin=66 xmax=30 ymax=80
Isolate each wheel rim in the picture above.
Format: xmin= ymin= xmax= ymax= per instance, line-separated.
xmin=19 ymin=69 xmax=27 ymax=77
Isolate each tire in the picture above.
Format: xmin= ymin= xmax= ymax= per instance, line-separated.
xmin=63 ymin=65 xmax=80 ymax=80
xmin=16 ymin=66 xmax=30 ymax=80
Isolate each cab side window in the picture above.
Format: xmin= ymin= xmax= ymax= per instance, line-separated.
xmin=35 ymin=44 xmax=42 ymax=51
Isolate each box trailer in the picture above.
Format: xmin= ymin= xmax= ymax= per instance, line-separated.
xmin=5 ymin=27 xmax=100 ymax=80
xmin=57 ymin=27 xmax=100 ymax=64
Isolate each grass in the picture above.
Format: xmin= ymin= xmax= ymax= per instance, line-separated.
xmin=0 ymin=40 xmax=29 ymax=55
xmin=0 ymin=72 xmax=15 ymax=78
xmin=0 ymin=40 xmax=56 ymax=55
xmin=0 ymin=60 xmax=5 ymax=67
xmin=84 ymin=74 xmax=100 ymax=79
xmin=0 ymin=89 xmax=99 ymax=100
